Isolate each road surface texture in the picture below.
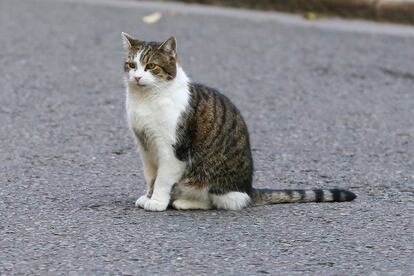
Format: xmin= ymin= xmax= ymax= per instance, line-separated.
xmin=1 ymin=0 xmax=413 ymax=275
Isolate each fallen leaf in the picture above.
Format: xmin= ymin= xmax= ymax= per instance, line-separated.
xmin=303 ymin=12 xmax=329 ymax=20
xmin=142 ymin=12 xmax=162 ymax=24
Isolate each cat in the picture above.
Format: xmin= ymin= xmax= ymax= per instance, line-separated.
xmin=121 ymin=32 xmax=356 ymax=211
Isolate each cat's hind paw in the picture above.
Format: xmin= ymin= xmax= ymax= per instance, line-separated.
xmin=135 ymin=195 xmax=149 ymax=208
xmin=144 ymin=199 xmax=168 ymax=212
xmin=172 ymin=199 xmax=212 ymax=210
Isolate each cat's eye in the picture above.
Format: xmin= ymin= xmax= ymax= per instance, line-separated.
xmin=145 ymin=63 xmax=156 ymax=70
xmin=127 ymin=62 xmax=136 ymax=69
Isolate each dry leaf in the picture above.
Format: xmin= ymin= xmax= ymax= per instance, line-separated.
xmin=303 ymin=12 xmax=329 ymax=20
xmin=142 ymin=12 xmax=162 ymax=24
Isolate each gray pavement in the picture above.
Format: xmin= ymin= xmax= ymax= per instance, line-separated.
xmin=1 ymin=0 xmax=413 ymax=274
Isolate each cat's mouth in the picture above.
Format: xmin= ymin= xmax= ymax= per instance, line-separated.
xmin=128 ymin=78 xmax=149 ymax=88
xmin=134 ymin=81 xmax=147 ymax=88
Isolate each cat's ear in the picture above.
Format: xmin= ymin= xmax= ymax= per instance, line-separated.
xmin=121 ymin=32 xmax=140 ymax=49
xmin=160 ymin=36 xmax=177 ymax=57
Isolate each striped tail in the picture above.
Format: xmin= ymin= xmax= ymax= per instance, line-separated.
xmin=251 ymin=188 xmax=356 ymax=206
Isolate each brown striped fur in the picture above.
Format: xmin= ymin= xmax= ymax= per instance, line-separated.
xmin=173 ymin=83 xmax=253 ymax=196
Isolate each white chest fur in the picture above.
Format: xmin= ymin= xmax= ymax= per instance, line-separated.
xmin=126 ymin=71 xmax=190 ymax=159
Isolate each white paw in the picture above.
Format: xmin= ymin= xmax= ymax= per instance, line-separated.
xmin=211 ymin=192 xmax=251 ymax=210
xmin=144 ymin=199 xmax=168 ymax=212
xmin=172 ymin=199 xmax=191 ymax=210
xmin=172 ymin=199 xmax=212 ymax=210
xmin=135 ymin=195 xmax=149 ymax=208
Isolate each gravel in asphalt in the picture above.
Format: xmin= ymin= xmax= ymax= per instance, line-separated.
xmin=1 ymin=0 xmax=413 ymax=274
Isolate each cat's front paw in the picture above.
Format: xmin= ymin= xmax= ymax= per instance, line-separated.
xmin=135 ymin=195 xmax=150 ymax=208
xmin=144 ymin=199 xmax=168 ymax=212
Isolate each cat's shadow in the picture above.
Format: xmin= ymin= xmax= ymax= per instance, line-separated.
xmin=81 ymin=196 xmax=215 ymax=214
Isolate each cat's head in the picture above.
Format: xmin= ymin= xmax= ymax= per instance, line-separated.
xmin=122 ymin=33 xmax=177 ymax=90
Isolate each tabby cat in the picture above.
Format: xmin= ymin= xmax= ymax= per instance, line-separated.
xmin=122 ymin=33 xmax=356 ymax=211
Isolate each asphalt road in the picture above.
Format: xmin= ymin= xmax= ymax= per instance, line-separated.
xmin=1 ymin=0 xmax=413 ymax=274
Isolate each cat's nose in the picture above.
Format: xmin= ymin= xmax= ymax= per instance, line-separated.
xmin=134 ymin=76 xmax=142 ymax=82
